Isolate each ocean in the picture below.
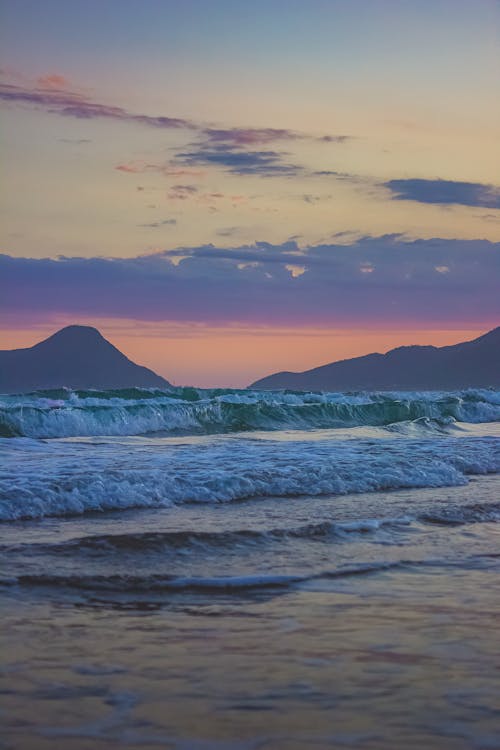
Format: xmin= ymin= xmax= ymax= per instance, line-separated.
xmin=1 ymin=387 xmax=500 ymax=750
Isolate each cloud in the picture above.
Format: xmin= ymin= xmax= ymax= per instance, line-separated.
xmin=302 ymin=194 xmax=330 ymax=204
xmin=384 ymin=178 xmax=500 ymax=209
xmin=2 ymin=237 xmax=498 ymax=328
xmin=201 ymin=127 xmax=349 ymax=146
xmin=116 ymin=164 xmax=143 ymax=173
xmin=202 ymin=127 xmax=300 ymax=146
xmin=312 ymin=170 xmax=344 ymax=177
xmin=167 ymin=184 xmax=198 ymax=200
xmin=116 ymin=153 xmax=297 ymax=180
xmin=2 ymin=72 xmax=352 ymax=184
xmin=0 ymin=80 xmax=195 ymax=130
xmin=216 ymin=226 xmax=241 ymax=237
xmin=138 ymin=219 xmax=177 ymax=228
xmin=313 ymin=171 xmax=365 ymax=185
xmin=58 ymin=138 xmax=91 ymax=144
xmin=0 ymin=74 xmax=350 ymax=149
xmin=319 ymin=135 xmax=351 ymax=144
xmin=2 ymin=72 xmax=355 ymax=187
xmin=36 ymin=74 xmax=71 ymax=90
xmin=174 ymin=143 xmax=302 ymax=177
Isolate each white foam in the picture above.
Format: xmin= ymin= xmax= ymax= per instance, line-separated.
xmin=1 ymin=433 xmax=498 ymax=521
xmin=335 ymin=516 xmax=413 ymax=533
xmin=1 ymin=388 xmax=499 ymax=438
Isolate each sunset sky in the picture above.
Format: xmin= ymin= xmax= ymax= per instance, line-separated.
xmin=1 ymin=0 xmax=499 ymax=386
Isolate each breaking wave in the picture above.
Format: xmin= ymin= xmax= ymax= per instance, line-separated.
xmin=1 ymin=435 xmax=498 ymax=521
xmin=1 ymin=387 xmax=499 ymax=438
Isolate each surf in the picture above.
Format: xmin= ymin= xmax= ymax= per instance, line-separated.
xmin=1 ymin=387 xmax=499 ymax=438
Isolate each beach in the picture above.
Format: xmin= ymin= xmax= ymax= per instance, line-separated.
xmin=2 ymin=1 xmax=499 ymax=746
xmin=1 ymin=387 xmax=500 ymax=749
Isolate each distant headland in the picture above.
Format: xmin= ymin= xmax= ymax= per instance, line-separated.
xmin=250 ymin=327 xmax=500 ymax=391
xmin=1 ymin=325 xmax=499 ymax=394
xmin=0 ymin=325 xmax=170 ymax=393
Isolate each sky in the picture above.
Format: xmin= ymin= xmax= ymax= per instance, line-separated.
xmin=1 ymin=0 xmax=499 ymax=386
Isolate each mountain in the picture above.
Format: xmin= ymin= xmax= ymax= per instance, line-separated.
xmin=250 ymin=327 xmax=500 ymax=391
xmin=0 ymin=325 xmax=171 ymax=393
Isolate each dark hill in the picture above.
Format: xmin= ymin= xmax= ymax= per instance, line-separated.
xmin=250 ymin=327 xmax=500 ymax=391
xmin=0 ymin=325 xmax=171 ymax=393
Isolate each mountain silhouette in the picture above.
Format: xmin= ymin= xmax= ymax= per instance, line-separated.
xmin=0 ymin=325 xmax=171 ymax=393
xmin=250 ymin=327 xmax=500 ymax=391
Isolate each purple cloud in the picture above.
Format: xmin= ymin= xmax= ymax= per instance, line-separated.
xmin=202 ymin=127 xmax=300 ymax=146
xmin=0 ymin=81 xmax=194 ymax=130
xmin=1 ymin=74 xmax=354 ymax=183
xmin=1 ymin=237 xmax=498 ymax=328
xmin=384 ymin=179 xmax=500 ymax=209
xmin=0 ymin=77 xmax=349 ymax=148
xmin=174 ymin=143 xmax=302 ymax=177
xmin=201 ymin=127 xmax=349 ymax=146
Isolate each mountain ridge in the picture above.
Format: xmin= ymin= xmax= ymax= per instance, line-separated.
xmin=250 ymin=327 xmax=500 ymax=391
xmin=0 ymin=325 xmax=171 ymax=393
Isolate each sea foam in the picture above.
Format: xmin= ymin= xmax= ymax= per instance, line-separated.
xmin=1 ymin=387 xmax=499 ymax=438
xmin=1 ymin=433 xmax=498 ymax=521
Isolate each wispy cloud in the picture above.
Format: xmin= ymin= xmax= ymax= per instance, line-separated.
xmin=116 ymin=162 xmax=205 ymax=177
xmin=36 ymin=73 xmax=71 ymax=90
xmin=0 ymin=74 xmax=349 ymax=147
xmin=116 ymin=164 xmax=143 ymax=173
xmin=302 ymin=194 xmax=331 ymax=204
xmin=201 ymin=127 xmax=349 ymax=146
xmin=138 ymin=218 xmax=177 ymax=228
xmin=174 ymin=143 xmax=302 ymax=177
xmin=216 ymin=226 xmax=242 ymax=237
xmin=0 ymin=80 xmax=197 ymax=130
xmin=384 ymin=178 xmax=500 ymax=209
xmin=167 ymin=185 xmax=198 ymax=200
xmin=58 ymin=137 xmax=92 ymax=144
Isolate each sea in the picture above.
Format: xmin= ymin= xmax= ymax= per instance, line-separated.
xmin=1 ymin=386 xmax=500 ymax=750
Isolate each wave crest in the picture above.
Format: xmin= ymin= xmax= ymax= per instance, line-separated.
xmin=1 ymin=387 xmax=499 ymax=438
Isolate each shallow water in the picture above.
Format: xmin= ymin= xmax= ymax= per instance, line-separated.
xmin=1 ymin=388 xmax=500 ymax=748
